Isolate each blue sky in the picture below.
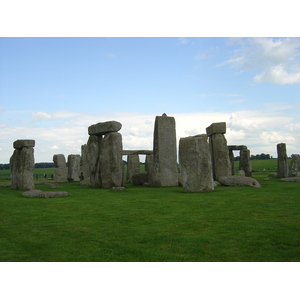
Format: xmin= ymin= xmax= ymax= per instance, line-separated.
xmin=1 ymin=37 xmax=300 ymax=162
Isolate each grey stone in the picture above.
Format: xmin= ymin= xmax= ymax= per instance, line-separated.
xmin=238 ymin=170 xmax=246 ymax=177
xmin=110 ymin=186 xmax=125 ymax=191
xmin=277 ymin=143 xmax=288 ymax=178
xmin=53 ymin=154 xmax=67 ymax=183
xmin=0 ymin=181 xmax=12 ymax=188
xmin=206 ymin=122 xmax=226 ymax=137
xmin=100 ymin=132 xmax=123 ymax=188
xmin=80 ymin=177 xmax=91 ymax=186
xmin=80 ymin=144 xmax=90 ymax=180
xmin=67 ymin=154 xmax=81 ymax=182
xmin=148 ymin=114 xmax=178 ymax=187
xmin=87 ymin=135 xmax=102 ymax=187
xmin=228 ymin=149 xmax=235 ymax=175
xmin=132 ymin=172 xmax=148 ymax=185
xmin=210 ymin=133 xmax=232 ymax=181
xmin=228 ymin=145 xmax=247 ymax=151
xmin=13 ymin=139 xmax=35 ymax=149
xmin=219 ymin=175 xmax=261 ymax=188
xmin=179 ymin=135 xmax=214 ymax=192
xmin=127 ymin=154 xmax=140 ymax=183
xmin=288 ymin=154 xmax=300 ymax=177
xmin=122 ymin=150 xmax=153 ymax=155
xmin=10 ymin=144 xmax=35 ymax=191
xmin=239 ymin=149 xmax=252 ymax=177
xmin=280 ymin=177 xmax=300 ymax=182
xmin=23 ymin=189 xmax=68 ymax=198
xmin=88 ymin=121 xmax=122 ymax=136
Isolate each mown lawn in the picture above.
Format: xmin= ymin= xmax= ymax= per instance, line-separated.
xmin=0 ymin=172 xmax=299 ymax=262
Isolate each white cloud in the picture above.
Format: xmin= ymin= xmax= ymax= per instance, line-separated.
xmin=177 ymin=38 xmax=189 ymax=45
xmin=221 ymin=37 xmax=300 ymax=85
xmin=31 ymin=112 xmax=52 ymax=120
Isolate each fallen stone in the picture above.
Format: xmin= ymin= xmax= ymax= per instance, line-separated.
xmin=238 ymin=170 xmax=246 ymax=177
xmin=0 ymin=181 xmax=12 ymax=188
xmin=132 ymin=172 xmax=148 ymax=185
xmin=110 ymin=187 xmax=125 ymax=191
xmin=88 ymin=121 xmax=122 ymax=136
xmin=80 ymin=177 xmax=91 ymax=186
xmin=268 ymin=173 xmax=277 ymax=177
xmin=280 ymin=177 xmax=300 ymax=182
xmin=23 ymin=190 xmax=68 ymax=198
xmin=219 ymin=175 xmax=261 ymax=188
xmin=13 ymin=139 xmax=35 ymax=149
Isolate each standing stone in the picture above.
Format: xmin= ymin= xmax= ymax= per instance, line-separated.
xmin=179 ymin=135 xmax=214 ymax=192
xmin=288 ymin=154 xmax=300 ymax=177
xmin=277 ymin=143 xmax=288 ymax=178
xmin=10 ymin=139 xmax=35 ymax=191
xmin=53 ymin=154 xmax=67 ymax=183
xmin=100 ymin=132 xmax=123 ymax=188
xmin=127 ymin=154 xmax=140 ymax=183
xmin=67 ymin=154 xmax=81 ymax=182
xmin=228 ymin=149 xmax=235 ymax=175
xmin=239 ymin=149 xmax=252 ymax=177
xmin=148 ymin=113 xmax=178 ymax=187
xmin=208 ymin=131 xmax=231 ymax=181
xmin=80 ymin=144 xmax=90 ymax=181
xmin=87 ymin=135 xmax=102 ymax=187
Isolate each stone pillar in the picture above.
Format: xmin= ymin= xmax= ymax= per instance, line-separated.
xmin=10 ymin=139 xmax=35 ymax=191
xmin=206 ymin=122 xmax=231 ymax=181
xmin=277 ymin=143 xmax=288 ymax=178
xmin=67 ymin=154 xmax=81 ymax=182
xmin=100 ymin=132 xmax=123 ymax=188
xmin=53 ymin=154 xmax=67 ymax=183
xmin=228 ymin=149 xmax=235 ymax=175
xmin=127 ymin=154 xmax=140 ymax=183
xmin=80 ymin=144 xmax=90 ymax=180
xmin=87 ymin=121 xmax=123 ymax=188
xmin=288 ymin=154 xmax=299 ymax=177
xmin=179 ymin=135 xmax=214 ymax=192
xmin=148 ymin=113 xmax=178 ymax=187
xmin=239 ymin=149 xmax=252 ymax=177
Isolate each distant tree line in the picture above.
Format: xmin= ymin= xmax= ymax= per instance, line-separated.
xmin=234 ymin=153 xmax=273 ymax=161
xmin=0 ymin=162 xmax=56 ymax=170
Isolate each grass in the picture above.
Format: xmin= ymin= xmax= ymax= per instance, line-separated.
xmin=1 ymin=166 xmax=300 ymax=262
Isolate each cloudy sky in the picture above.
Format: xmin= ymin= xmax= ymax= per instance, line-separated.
xmin=1 ymin=37 xmax=300 ymax=163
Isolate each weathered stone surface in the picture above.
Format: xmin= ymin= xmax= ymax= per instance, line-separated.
xmin=148 ymin=114 xmax=178 ymax=187
xmin=53 ymin=154 xmax=67 ymax=183
xmin=228 ymin=150 xmax=235 ymax=175
xmin=100 ymin=132 xmax=123 ymax=188
xmin=127 ymin=154 xmax=140 ymax=183
xmin=67 ymin=154 xmax=81 ymax=182
xmin=13 ymin=139 xmax=35 ymax=149
xmin=10 ymin=145 xmax=35 ymax=191
xmin=280 ymin=177 xmax=300 ymax=182
xmin=238 ymin=170 xmax=246 ymax=177
xmin=80 ymin=177 xmax=91 ymax=186
xmin=219 ymin=176 xmax=261 ymax=188
xmin=0 ymin=182 xmax=12 ymax=188
xmin=132 ymin=172 xmax=148 ymax=185
xmin=288 ymin=154 xmax=300 ymax=177
xmin=277 ymin=143 xmax=288 ymax=178
xmin=210 ymin=133 xmax=231 ymax=181
xmin=239 ymin=149 xmax=252 ymax=177
xmin=110 ymin=186 xmax=125 ymax=191
xmin=206 ymin=122 xmax=226 ymax=137
xmin=122 ymin=150 xmax=153 ymax=155
xmin=87 ymin=135 xmax=102 ymax=187
xmin=88 ymin=121 xmax=122 ymax=136
xmin=23 ymin=189 xmax=68 ymax=198
xmin=228 ymin=145 xmax=247 ymax=151
xmin=80 ymin=144 xmax=90 ymax=180
xmin=179 ymin=135 xmax=214 ymax=192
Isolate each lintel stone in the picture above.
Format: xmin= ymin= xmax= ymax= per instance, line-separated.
xmin=88 ymin=121 xmax=122 ymax=136
xmin=228 ymin=145 xmax=247 ymax=151
xmin=206 ymin=122 xmax=226 ymax=136
xmin=13 ymin=139 xmax=35 ymax=149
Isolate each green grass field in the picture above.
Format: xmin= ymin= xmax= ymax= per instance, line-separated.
xmin=1 ymin=159 xmax=300 ymax=262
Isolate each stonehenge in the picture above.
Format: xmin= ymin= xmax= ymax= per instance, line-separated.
xmin=5 ymin=114 xmax=299 ymax=195
xmin=10 ymin=139 xmax=35 ymax=191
